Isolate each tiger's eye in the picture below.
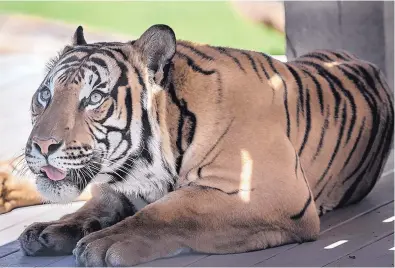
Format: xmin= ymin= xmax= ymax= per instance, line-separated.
xmin=88 ymin=91 xmax=103 ymax=105
xmin=39 ymin=88 xmax=51 ymax=102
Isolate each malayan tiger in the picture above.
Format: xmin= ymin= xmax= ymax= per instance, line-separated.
xmin=14 ymin=25 xmax=393 ymax=266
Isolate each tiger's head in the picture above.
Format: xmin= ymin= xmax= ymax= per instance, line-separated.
xmin=24 ymin=25 xmax=177 ymax=203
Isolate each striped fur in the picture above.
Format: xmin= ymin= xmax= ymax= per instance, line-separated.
xmin=22 ymin=25 xmax=393 ymax=262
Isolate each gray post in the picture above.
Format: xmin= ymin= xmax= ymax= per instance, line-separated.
xmin=285 ymin=1 xmax=394 ymax=91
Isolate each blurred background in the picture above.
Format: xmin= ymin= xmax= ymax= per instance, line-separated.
xmin=0 ymin=1 xmax=285 ymax=54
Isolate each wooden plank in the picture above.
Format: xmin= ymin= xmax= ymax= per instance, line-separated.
xmin=0 ymin=241 xmax=19 ymax=258
xmin=253 ymin=202 xmax=394 ymax=266
xmin=0 ymin=249 xmax=66 ymax=267
xmin=186 ymin=245 xmax=295 ymax=267
xmin=137 ymin=252 xmax=208 ymax=267
xmin=325 ymin=233 xmax=394 ymax=267
xmin=44 ymin=256 xmax=75 ymax=267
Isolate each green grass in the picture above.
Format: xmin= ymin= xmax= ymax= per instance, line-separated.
xmin=0 ymin=1 xmax=285 ymax=54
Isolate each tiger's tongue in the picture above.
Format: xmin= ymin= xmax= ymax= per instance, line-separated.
xmin=41 ymin=166 xmax=66 ymax=181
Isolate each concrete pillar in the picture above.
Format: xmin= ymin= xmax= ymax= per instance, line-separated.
xmin=285 ymin=1 xmax=394 ymax=91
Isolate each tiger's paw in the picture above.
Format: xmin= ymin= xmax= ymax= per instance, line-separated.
xmin=73 ymin=222 xmax=164 ymax=267
xmin=0 ymin=168 xmax=21 ymax=214
xmin=74 ymin=232 xmax=147 ymax=267
xmin=19 ymin=217 xmax=103 ymax=256
xmin=0 ymin=164 xmax=41 ymax=214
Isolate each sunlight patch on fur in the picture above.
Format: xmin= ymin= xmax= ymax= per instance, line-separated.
xmin=269 ymin=74 xmax=283 ymax=91
xmin=324 ymin=61 xmax=342 ymax=68
xmin=239 ymin=149 xmax=253 ymax=203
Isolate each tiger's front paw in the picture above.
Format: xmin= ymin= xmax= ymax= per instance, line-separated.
xmin=73 ymin=227 xmax=154 ymax=267
xmin=18 ymin=216 xmax=102 ymax=256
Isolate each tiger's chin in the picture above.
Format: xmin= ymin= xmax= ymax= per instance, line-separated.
xmin=35 ymin=175 xmax=84 ymax=203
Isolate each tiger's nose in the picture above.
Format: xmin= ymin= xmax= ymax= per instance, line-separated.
xmin=32 ymin=137 xmax=62 ymax=156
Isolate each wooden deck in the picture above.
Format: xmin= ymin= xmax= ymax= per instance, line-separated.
xmin=0 ymin=151 xmax=393 ymax=267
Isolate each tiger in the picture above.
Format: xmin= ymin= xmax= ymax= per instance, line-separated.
xmin=17 ymin=24 xmax=393 ymax=266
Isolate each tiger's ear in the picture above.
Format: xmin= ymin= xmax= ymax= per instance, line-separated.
xmin=72 ymin=26 xmax=87 ymax=46
xmin=134 ymin=24 xmax=176 ymax=74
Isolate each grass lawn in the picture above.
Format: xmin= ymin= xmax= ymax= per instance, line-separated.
xmin=0 ymin=1 xmax=285 ymax=55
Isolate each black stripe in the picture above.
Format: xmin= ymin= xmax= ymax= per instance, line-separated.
xmin=107 ymin=153 xmax=136 ymax=183
xmin=256 ymin=57 xmax=276 ymax=97
xmin=337 ymin=117 xmax=388 ymax=207
xmin=215 ymin=73 xmax=223 ymax=104
xmin=361 ymin=114 xmax=393 ymax=198
xmin=186 ymin=118 xmax=235 ymax=180
xmin=168 ymin=82 xmax=197 ymax=173
xmin=354 ymin=65 xmax=383 ymax=102
xmin=341 ymin=117 xmax=366 ymax=169
xmin=89 ymin=57 xmax=108 ymax=68
xmin=96 ymin=103 xmax=115 ymax=125
xmin=300 ymin=61 xmax=356 ymax=129
xmin=338 ymin=66 xmax=379 ymax=184
xmin=178 ymin=43 xmax=214 ymax=61
xmin=135 ymin=67 xmax=153 ymax=165
xmin=333 ymin=66 xmax=382 ymax=207
xmin=106 ymin=47 xmax=128 ymax=61
xmin=301 ymin=56 xmax=357 ymax=142
xmin=290 ymin=193 xmax=312 ymax=220
xmin=240 ymin=51 xmax=262 ymax=81
xmin=261 ymin=53 xmax=291 ymax=138
xmin=181 ymin=99 xmax=197 ymax=146
xmin=314 ymin=175 xmax=332 ymax=201
xmin=317 ymin=102 xmax=348 ymax=185
xmin=287 ymin=65 xmax=305 ymax=115
xmin=298 ymin=87 xmax=312 ymax=155
xmin=294 ymin=149 xmax=300 ymax=180
xmin=212 ymin=46 xmax=246 ymax=72
xmin=197 ymin=149 xmax=222 ymax=179
xmin=141 ymin=108 xmax=153 ymax=164
xmin=310 ymin=52 xmax=332 ymax=62
xmin=331 ymin=51 xmax=352 ymax=61
xmin=302 ymin=69 xmax=324 ymax=115
xmin=58 ymin=55 xmax=80 ymax=66
xmin=176 ymin=52 xmax=216 ymax=75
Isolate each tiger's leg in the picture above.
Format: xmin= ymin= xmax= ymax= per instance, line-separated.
xmin=0 ymin=169 xmax=43 ymax=214
xmin=73 ymin=184 xmax=320 ymax=267
xmin=18 ymin=184 xmax=135 ymax=256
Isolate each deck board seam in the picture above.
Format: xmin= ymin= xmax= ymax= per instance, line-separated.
xmin=43 ymin=255 xmax=73 ymax=267
xmin=321 ymin=200 xmax=394 ymax=234
xmin=250 ymin=244 xmax=299 ymax=266
xmin=0 ymin=249 xmax=19 ymax=259
xmin=322 ymin=231 xmax=394 ymax=267
xmin=250 ymin=200 xmax=394 ymax=266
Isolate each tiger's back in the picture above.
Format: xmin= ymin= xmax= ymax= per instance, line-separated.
xmin=288 ymin=50 xmax=393 ymax=214
xmin=172 ymin=42 xmax=394 ymax=216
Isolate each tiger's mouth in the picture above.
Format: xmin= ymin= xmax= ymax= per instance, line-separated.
xmin=35 ymin=161 xmax=102 ymax=203
xmin=35 ymin=160 xmax=102 ymax=191
xmin=40 ymin=165 xmax=67 ymax=181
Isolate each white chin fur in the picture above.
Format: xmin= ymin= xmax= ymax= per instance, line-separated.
xmin=36 ymin=176 xmax=81 ymax=203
